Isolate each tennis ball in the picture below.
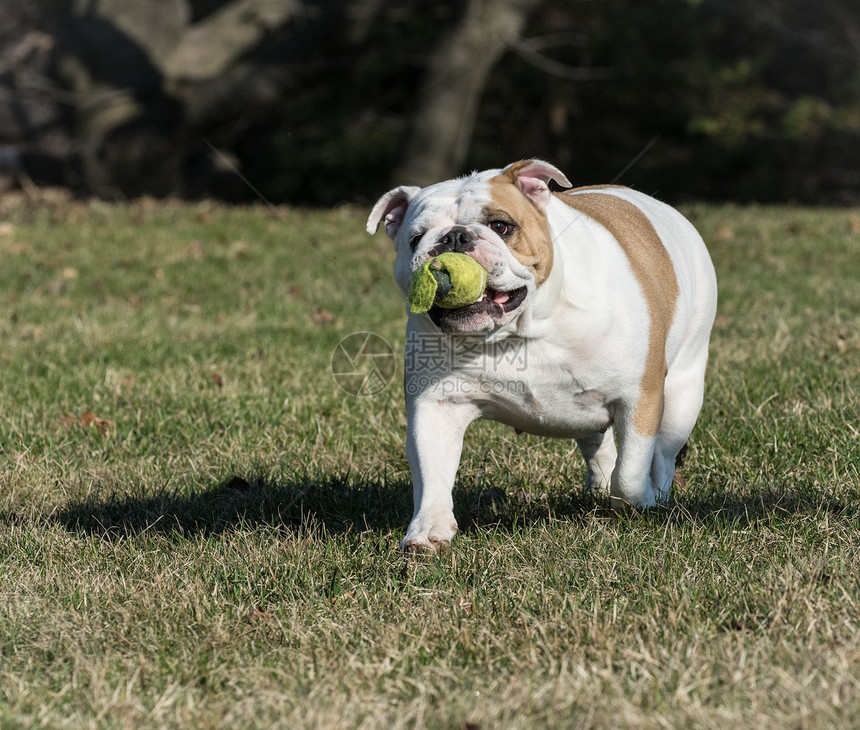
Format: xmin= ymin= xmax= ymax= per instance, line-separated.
xmin=408 ymin=252 xmax=487 ymax=314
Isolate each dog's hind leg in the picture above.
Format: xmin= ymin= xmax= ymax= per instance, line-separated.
xmin=650 ymin=357 xmax=708 ymax=503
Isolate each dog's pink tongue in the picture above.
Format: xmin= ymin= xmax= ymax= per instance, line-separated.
xmin=482 ymin=287 xmax=511 ymax=305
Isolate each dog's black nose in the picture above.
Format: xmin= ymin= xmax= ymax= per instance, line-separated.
xmin=436 ymin=226 xmax=475 ymax=252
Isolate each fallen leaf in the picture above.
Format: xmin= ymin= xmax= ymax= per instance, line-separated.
xmin=61 ymin=267 xmax=79 ymax=280
xmin=56 ymin=412 xmax=115 ymax=435
xmin=329 ymin=590 xmax=356 ymax=605
xmin=251 ymin=605 xmax=274 ymax=621
xmin=849 ymin=215 xmax=860 ymax=234
xmin=79 ymin=411 xmax=114 ymax=435
xmin=313 ymin=308 xmax=336 ymax=325
xmin=210 ymin=372 xmax=224 ymax=388
xmin=715 ymin=226 xmax=734 ymax=241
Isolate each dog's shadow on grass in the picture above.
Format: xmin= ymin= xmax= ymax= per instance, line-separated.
xmin=51 ymin=471 xmax=858 ymax=542
xmin=458 ymin=483 xmax=859 ymax=534
xmin=54 ymin=474 xmax=415 ymax=540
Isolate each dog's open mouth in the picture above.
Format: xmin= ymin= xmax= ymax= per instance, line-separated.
xmin=428 ymin=285 xmax=528 ymax=329
xmin=481 ymin=285 xmax=528 ymax=312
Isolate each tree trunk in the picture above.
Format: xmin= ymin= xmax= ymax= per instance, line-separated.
xmin=393 ymin=0 xmax=542 ymax=186
xmin=53 ymin=0 xmax=301 ymax=196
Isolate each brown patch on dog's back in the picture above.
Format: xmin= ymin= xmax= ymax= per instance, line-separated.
xmin=557 ymin=188 xmax=680 ymax=436
xmin=487 ymin=172 xmax=554 ymax=285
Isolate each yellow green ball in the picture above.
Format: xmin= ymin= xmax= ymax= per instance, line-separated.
xmin=407 ymin=252 xmax=487 ymax=314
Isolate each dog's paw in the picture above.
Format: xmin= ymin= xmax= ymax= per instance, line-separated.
xmin=610 ymin=493 xmax=657 ymax=513
xmin=400 ymin=513 xmax=458 ymax=554
xmin=584 ymin=469 xmax=611 ymax=497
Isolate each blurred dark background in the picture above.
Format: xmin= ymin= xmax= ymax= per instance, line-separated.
xmin=2 ymin=0 xmax=859 ymax=205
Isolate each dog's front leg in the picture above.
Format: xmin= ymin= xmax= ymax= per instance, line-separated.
xmin=401 ymin=396 xmax=475 ymax=553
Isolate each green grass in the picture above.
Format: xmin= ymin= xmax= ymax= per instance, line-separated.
xmin=0 ymin=191 xmax=858 ymax=729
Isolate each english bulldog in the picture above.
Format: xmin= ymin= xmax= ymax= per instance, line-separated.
xmin=366 ymin=160 xmax=718 ymax=552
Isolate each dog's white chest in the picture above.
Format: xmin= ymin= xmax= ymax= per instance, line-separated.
xmin=485 ymin=376 xmax=614 ymax=438
xmin=426 ymin=337 xmax=615 ymax=438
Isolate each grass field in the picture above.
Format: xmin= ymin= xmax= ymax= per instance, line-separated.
xmin=0 ymin=190 xmax=858 ymax=729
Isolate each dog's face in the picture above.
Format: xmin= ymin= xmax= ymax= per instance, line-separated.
xmin=367 ymin=160 xmax=571 ymax=333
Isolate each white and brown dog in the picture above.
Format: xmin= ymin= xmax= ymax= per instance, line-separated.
xmin=367 ymin=160 xmax=717 ymax=552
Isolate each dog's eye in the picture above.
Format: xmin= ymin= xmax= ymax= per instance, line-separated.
xmin=489 ymin=220 xmax=514 ymax=236
xmin=409 ymin=232 xmax=424 ymax=250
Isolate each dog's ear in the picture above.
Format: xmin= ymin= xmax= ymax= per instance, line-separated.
xmin=366 ymin=186 xmax=421 ymax=239
xmin=502 ymin=160 xmax=572 ymax=208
